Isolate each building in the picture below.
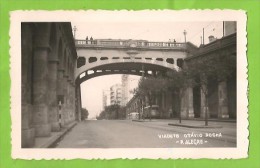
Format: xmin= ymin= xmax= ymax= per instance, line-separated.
xmin=21 ymin=22 xmax=80 ymax=147
xmin=102 ymin=90 xmax=110 ymax=110
xmin=121 ymin=75 xmax=129 ymax=106
xmin=110 ymin=84 xmax=122 ymax=105
xmin=126 ymin=23 xmax=237 ymax=120
xmin=224 ymin=21 xmax=237 ymax=36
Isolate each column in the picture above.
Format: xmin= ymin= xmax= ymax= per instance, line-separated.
xmin=68 ymin=63 xmax=76 ymax=123
xmin=180 ymin=87 xmax=194 ymax=118
xmin=180 ymin=88 xmax=187 ymax=118
xmin=48 ymin=58 xmax=60 ymax=131
xmin=161 ymin=91 xmax=165 ymax=117
xmin=57 ymin=68 xmax=65 ymax=127
xmin=200 ymin=84 xmax=208 ymax=118
xmin=63 ymin=65 xmax=69 ymax=124
xmin=218 ymin=81 xmax=229 ymax=118
xmin=67 ymin=69 xmax=73 ymax=123
xmin=32 ymin=47 xmax=51 ymax=137
xmin=76 ymin=85 xmax=82 ymax=121
xmin=71 ymin=83 xmax=76 ymax=121
xmin=21 ymin=24 xmax=35 ymax=147
xmin=187 ymin=87 xmax=195 ymax=118
xmin=68 ymin=82 xmax=75 ymax=123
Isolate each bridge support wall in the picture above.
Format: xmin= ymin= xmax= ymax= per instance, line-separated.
xmin=21 ymin=23 xmax=35 ymax=147
xmin=21 ymin=23 xmax=78 ymax=147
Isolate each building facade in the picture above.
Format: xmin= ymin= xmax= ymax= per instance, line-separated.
xmin=126 ymin=32 xmax=237 ymax=120
xmin=21 ymin=22 xmax=80 ymax=147
xmin=102 ymin=90 xmax=109 ymax=110
xmin=110 ymin=84 xmax=122 ymax=105
xmin=121 ymin=75 xmax=129 ymax=106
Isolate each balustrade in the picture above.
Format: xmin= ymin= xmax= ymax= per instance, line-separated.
xmin=75 ymin=39 xmax=186 ymax=49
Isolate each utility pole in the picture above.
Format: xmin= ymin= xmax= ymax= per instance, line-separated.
xmin=183 ymin=30 xmax=187 ymax=43
xmin=202 ymin=28 xmax=205 ymax=45
xmin=223 ymin=21 xmax=225 ymax=37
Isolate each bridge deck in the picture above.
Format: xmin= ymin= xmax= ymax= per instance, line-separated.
xmin=75 ymin=39 xmax=187 ymax=50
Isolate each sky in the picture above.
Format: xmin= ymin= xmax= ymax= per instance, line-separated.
xmin=72 ymin=18 xmax=224 ymax=119
xmin=80 ymin=75 xmax=140 ymax=118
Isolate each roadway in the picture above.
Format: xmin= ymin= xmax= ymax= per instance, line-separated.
xmin=55 ymin=119 xmax=236 ymax=148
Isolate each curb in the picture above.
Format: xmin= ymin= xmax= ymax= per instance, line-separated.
xmin=37 ymin=122 xmax=77 ymax=148
xmin=168 ymin=123 xmax=223 ymax=129
xmin=132 ymin=119 xmax=155 ymax=122
xmin=170 ymin=118 xmax=236 ymax=123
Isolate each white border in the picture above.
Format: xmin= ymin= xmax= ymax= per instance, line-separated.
xmin=10 ymin=10 xmax=248 ymax=159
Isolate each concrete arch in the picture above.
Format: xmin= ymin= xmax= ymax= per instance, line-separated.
xmin=75 ymin=57 xmax=180 ymax=80
xmin=78 ymin=70 xmax=153 ymax=84
xmin=76 ymin=62 xmax=174 ymax=84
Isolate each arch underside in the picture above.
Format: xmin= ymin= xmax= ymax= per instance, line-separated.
xmin=76 ymin=62 xmax=176 ymax=84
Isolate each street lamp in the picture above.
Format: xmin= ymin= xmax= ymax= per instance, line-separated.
xmin=183 ymin=30 xmax=187 ymax=43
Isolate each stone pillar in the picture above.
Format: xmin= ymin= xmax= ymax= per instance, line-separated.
xmin=63 ymin=66 xmax=70 ymax=124
xmin=21 ymin=23 xmax=35 ymax=147
xmin=48 ymin=58 xmax=60 ymax=131
xmin=180 ymin=88 xmax=194 ymax=118
xmin=162 ymin=91 xmax=165 ymax=108
xmin=68 ymin=63 xmax=76 ymax=123
xmin=32 ymin=47 xmax=51 ymax=137
xmin=200 ymin=84 xmax=208 ymax=118
xmin=76 ymin=85 xmax=82 ymax=121
xmin=71 ymin=83 xmax=76 ymax=121
xmin=57 ymin=68 xmax=65 ymax=127
xmin=187 ymin=87 xmax=194 ymax=118
xmin=218 ymin=81 xmax=229 ymax=118
xmin=63 ymin=80 xmax=68 ymax=124
xmin=180 ymin=89 xmax=186 ymax=118
xmin=68 ymin=83 xmax=75 ymax=123
xmin=67 ymin=72 xmax=73 ymax=123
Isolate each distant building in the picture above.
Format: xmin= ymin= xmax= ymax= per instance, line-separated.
xmin=102 ymin=90 xmax=109 ymax=110
xmin=224 ymin=21 xmax=237 ymax=36
xmin=208 ymin=35 xmax=217 ymax=43
xmin=110 ymin=84 xmax=122 ymax=105
xmin=121 ymin=75 xmax=129 ymax=106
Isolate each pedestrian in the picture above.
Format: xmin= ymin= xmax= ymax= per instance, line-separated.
xmin=86 ymin=36 xmax=88 ymax=44
xmin=90 ymin=36 xmax=93 ymax=44
xmin=173 ymin=39 xmax=176 ymax=46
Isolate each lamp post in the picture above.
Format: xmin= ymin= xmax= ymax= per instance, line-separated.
xmin=73 ymin=26 xmax=77 ymax=39
xmin=183 ymin=30 xmax=187 ymax=43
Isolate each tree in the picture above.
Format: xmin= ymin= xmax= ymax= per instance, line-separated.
xmin=96 ymin=104 xmax=121 ymax=120
xmin=135 ymin=76 xmax=168 ymax=120
xmin=165 ymin=69 xmax=191 ymax=123
xmin=134 ymin=52 xmax=236 ymax=126
xmin=81 ymin=108 xmax=89 ymax=120
xmin=96 ymin=110 xmax=106 ymax=120
xmin=118 ymin=106 xmax=126 ymax=119
xmin=185 ymin=53 xmax=236 ymax=126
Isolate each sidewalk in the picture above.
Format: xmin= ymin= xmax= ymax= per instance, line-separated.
xmin=34 ymin=121 xmax=77 ymax=148
xmin=132 ymin=118 xmax=236 ymax=142
xmin=132 ymin=118 xmax=236 ymax=129
xmin=133 ymin=118 xmax=236 ymax=123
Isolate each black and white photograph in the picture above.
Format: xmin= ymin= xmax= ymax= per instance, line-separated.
xmin=11 ymin=10 xmax=248 ymax=159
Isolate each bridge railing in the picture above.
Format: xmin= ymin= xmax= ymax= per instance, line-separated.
xmin=75 ymin=39 xmax=186 ymax=49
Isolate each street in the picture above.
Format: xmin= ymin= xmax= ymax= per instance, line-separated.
xmin=55 ymin=120 xmax=236 ymax=148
